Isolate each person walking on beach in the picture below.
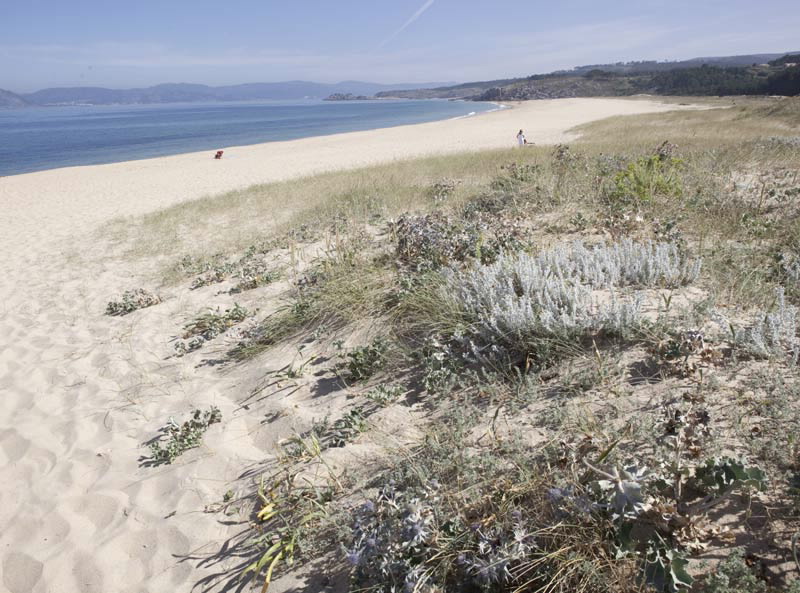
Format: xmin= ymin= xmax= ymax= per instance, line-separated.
xmin=517 ymin=129 xmax=526 ymax=146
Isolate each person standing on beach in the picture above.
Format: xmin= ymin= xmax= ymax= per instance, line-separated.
xmin=517 ymin=129 xmax=526 ymax=146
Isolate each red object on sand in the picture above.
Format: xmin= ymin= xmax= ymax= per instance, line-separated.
xmin=214 ymin=150 xmax=224 ymax=159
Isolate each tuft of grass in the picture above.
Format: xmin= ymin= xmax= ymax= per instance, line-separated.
xmin=231 ymin=251 xmax=393 ymax=361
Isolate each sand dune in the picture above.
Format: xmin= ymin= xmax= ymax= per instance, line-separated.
xmin=0 ymin=98 xmax=694 ymax=593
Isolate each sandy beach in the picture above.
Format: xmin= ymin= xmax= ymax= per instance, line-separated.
xmin=0 ymin=98 xmax=694 ymax=593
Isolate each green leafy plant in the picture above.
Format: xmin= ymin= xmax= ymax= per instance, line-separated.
xmin=146 ymin=407 xmax=222 ymax=465
xmin=363 ymin=384 xmax=404 ymax=407
xmin=643 ymin=535 xmax=693 ymax=593
xmin=420 ymin=336 xmax=461 ymax=396
xmin=283 ymin=408 xmax=367 ymax=459
xmin=106 ymin=288 xmax=161 ymax=316
xmin=230 ymin=268 xmax=280 ymax=294
xmin=174 ymin=303 xmax=250 ymax=355
xmin=341 ymin=338 xmax=389 ymax=382
xmin=610 ymin=154 xmax=684 ymax=206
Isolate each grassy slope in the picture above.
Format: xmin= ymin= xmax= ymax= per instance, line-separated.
xmin=110 ymin=96 xmax=800 ymax=592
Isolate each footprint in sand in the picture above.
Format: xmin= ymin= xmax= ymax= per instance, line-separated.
xmin=2 ymin=552 xmax=44 ymax=593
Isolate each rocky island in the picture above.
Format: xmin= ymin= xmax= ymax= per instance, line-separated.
xmin=323 ymin=92 xmax=371 ymax=101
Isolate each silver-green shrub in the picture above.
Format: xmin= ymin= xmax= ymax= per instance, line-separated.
xmin=736 ymin=288 xmax=800 ymax=363
xmin=515 ymin=239 xmax=700 ymax=290
xmin=445 ymin=240 xmax=700 ymax=352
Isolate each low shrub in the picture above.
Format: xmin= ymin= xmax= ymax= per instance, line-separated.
xmin=701 ymin=549 xmax=766 ymax=593
xmin=443 ymin=240 xmax=700 ymax=365
xmin=106 ymin=288 xmax=161 ymax=316
xmin=341 ymin=338 xmax=390 ymax=382
xmin=174 ymin=304 xmax=250 ymax=355
xmin=146 ymin=406 xmax=222 ymax=465
xmin=609 ymin=153 xmax=684 ymax=207
xmin=392 ymin=212 xmax=527 ymax=272
xmin=428 ymin=178 xmax=461 ymax=203
xmin=735 ymin=288 xmax=800 ymax=363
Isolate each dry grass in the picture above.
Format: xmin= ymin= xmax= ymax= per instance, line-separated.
xmin=104 ymin=149 xmax=552 ymax=265
xmin=575 ymin=96 xmax=800 ymax=156
xmin=104 ymin=97 xmax=797 ymax=260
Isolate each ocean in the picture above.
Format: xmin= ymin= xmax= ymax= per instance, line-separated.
xmin=0 ymin=99 xmax=497 ymax=176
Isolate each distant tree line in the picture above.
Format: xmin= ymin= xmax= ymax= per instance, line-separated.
xmin=645 ymin=64 xmax=799 ymax=96
xmin=645 ymin=65 xmax=766 ymax=95
xmin=769 ymin=54 xmax=800 ymax=67
xmin=579 ymin=60 xmax=800 ymax=97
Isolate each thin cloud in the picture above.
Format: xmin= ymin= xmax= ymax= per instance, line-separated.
xmin=379 ymin=0 xmax=436 ymax=48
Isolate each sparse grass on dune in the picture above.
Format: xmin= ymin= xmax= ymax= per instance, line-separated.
xmin=105 ymin=148 xmax=560 ymax=267
xmin=106 ymin=97 xmax=799 ymax=273
xmin=111 ymin=98 xmax=800 ymax=592
xmin=575 ymin=96 xmax=800 ymax=156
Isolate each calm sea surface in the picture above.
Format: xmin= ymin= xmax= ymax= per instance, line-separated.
xmin=0 ymin=99 xmax=496 ymax=176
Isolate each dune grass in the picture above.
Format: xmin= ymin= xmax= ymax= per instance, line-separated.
xmin=106 ymin=97 xmax=798 ymax=268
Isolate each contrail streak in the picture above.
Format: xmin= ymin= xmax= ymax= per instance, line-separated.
xmin=379 ymin=0 xmax=436 ymax=48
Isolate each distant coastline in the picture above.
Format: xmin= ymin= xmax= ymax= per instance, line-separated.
xmin=0 ymin=80 xmax=455 ymax=109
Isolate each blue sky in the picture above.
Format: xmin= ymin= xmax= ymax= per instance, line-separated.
xmin=1 ymin=0 xmax=798 ymax=92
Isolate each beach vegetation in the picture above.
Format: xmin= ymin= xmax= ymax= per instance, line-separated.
xmin=106 ymin=97 xmax=800 ymax=591
xmin=145 ymin=406 xmax=222 ymax=465
xmin=338 ymin=337 xmax=390 ymax=383
xmin=105 ymin=288 xmax=161 ymax=316
xmin=174 ymin=303 xmax=250 ymax=355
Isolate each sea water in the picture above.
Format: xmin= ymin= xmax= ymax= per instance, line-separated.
xmin=0 ymin=99 xmax=497 ymax=176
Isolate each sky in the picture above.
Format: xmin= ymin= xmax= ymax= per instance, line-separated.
xmin=1 ymin=0 xmax=799 ymax=92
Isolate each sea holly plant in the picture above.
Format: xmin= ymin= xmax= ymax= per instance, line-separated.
xmin=586 ymin=462 xmax=650 ymax=519
xmin=578 ymin=453 xmax=767 ymax=592
xmin=644 ymin=535 xmax=694 ymax=593
xmin=692 ymin=458 xmax=768 ymax=498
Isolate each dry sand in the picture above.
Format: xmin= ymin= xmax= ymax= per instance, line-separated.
xmin=0 ymin=98 xmax=695 ymax=593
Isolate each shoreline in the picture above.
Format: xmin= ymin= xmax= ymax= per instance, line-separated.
xmin=0 ymin=98 xmax=696 ymax=261
xmin=0 ymin=98 xmax=500 ymax=178
xmin=0 ymin=98 xmax=691 ymax=215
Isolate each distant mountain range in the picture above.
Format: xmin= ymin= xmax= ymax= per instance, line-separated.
xmin=0 ymin=89 xmax=30 ymax=108
xmin=0 ymin=81 xmax=453 ymax=108
xmin=2 ymin=51 xmax=799 ymax=109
